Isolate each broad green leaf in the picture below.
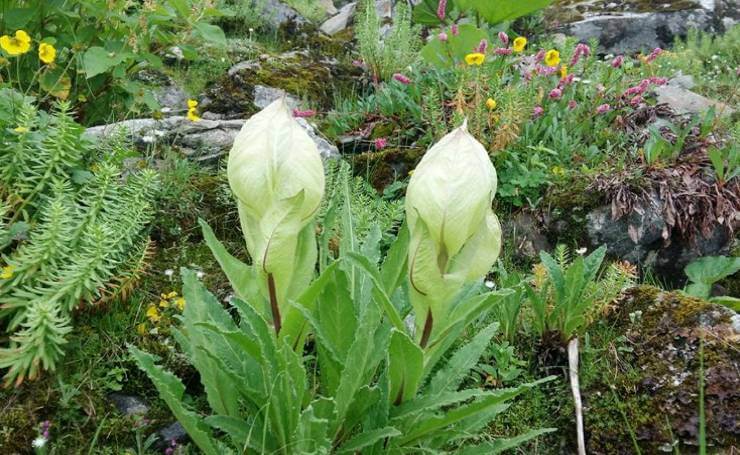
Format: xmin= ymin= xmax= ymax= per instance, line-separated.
xmin=420 ymin=24 xmax=488 ymax=68
xmin=685 ymin=256 xmax=740 ymax=285
xmin=129 ymin=347 xmax=219 ymax=455
xmin=380 ymin=223 xmax=410 ymax=294
xmin=391 ymin=388 xmax=490 ymax=419
xmin=339 ymin=427 xmax=402 ymax=453
xmin=194 ymin=22 xmax=227 ymax=47
xmin=346 ymin=253 xmax=406 ymax=332
xmin=388 ymin=330 xmax=424 ymax=405
xmin=473 ymin=0 xmax=552 ymax=24
xmin=412 ymin=0 xmax=451 ymax=25
xmin=82 ymin=46 xmax=130 ymax=79
xmin=204 ymin=415 xmax=253 ymax=449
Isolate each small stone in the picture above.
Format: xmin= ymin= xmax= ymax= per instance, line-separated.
xmin=252 ymin=85 xmax=298 ymax=110
xmin=109 ymin=393 xmax=149 ymax=416
xmin=319 ymin=2 xmax=357 ymax=35
xmin=157 ymin=422 xmax=188 ymax=449
xmin=655 ymin=84 xmax=736 ymax=116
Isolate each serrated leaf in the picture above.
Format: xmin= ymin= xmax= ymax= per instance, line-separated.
xmin=388 ymin=329 xmax=424 ymax=405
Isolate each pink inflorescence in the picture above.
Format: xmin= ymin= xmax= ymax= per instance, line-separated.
xmin=292 ymin=109 xmax=316 ymax=118
xmin=438 ymin=31 xmax=448 ymax=42
xmin=646 ymin=47 xmax=663 ymax=63
xmin=374 ymin=137 xmax=388 ymax=150
xmin=451 ymin=24 xmax=459 ymax=36
xmin=611 ymin=55 xmax=624 ymax=68
xmin=630 ymin=95 xmax=643 ymax=106
xmin=596 ymin=103 xmax=611 ymax=114
xmin=498 ymin=31 xmax=509 ymax=46
xmin=393 ymin=73 xmax=412 ymax=84
xmin=568 ymin=100 xmax=578 ymax=110
xmin=549 ymin=88 xmax=562 ymax=100
xmin=558 ymin=73 xmax=575 ymax=89
xmin=534 ymin=49 xmax=546 ymax=62
xmin=40 ymin=421 xmax=51 ymax=440
xmin=494 ymin=48 xmax=512 ymax=55
xmin=533 ymin=106 xmax=545 ymax=118
xmin=476 ymin=39 xmax=488 ymax=54
xmin=436 ymin=0 xmax=447 ymax=20
xmin=570 ymin=43 xmax=591 ymax=66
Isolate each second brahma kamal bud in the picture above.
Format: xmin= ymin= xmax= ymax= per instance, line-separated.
xmin=227 ymin=98 xmax=325 ymax=334
xmin=406 ymin=122 xmax=502 ymax=348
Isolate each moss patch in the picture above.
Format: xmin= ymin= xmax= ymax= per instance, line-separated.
xmin=351 ymin=146 xmax=424 ymax=191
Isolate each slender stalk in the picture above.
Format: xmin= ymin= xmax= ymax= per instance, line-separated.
xmin=568 ymin=337 xmax=586 ymax=455
xmin=419 ymin=309 xmax=433 ymax=349
xmin=267 ymin=273 xmax=281 ymax=335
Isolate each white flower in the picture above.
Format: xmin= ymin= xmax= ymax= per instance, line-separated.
xmin=32 ymin=437 xmax=47 ymax=448
xmin=196 ymin=271 xmax=205 ymax=279
xmin=141 ymin=135 xmax=155 ymax=144
xmin=153 ymin=129 xmax=166 ymax=137
xmin=164 ymin=269 xmax=174 ymax=277
xmin=484 ymin=280 xmax=495 ymax=289
xmin=576 ymin=247 xmax=587 ymax=255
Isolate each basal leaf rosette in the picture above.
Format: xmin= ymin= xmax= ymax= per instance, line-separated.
xmin=406 ymin=122 xmax=501 ymax=347
xmin=227 ymin=98 xmax=325 ymax=328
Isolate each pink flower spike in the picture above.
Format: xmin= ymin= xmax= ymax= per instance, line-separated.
xmin=438 ymin=31 xmax=448 ymax=42
xmin=549 ymin=88 xmax=562 ymax=100
xmin=437 ymin=0 xmax=447 ymax=21
xmin=476 ymin=39 xmax=488 ymax=54
xmin=630 ymin=95 xmax=643 ymax=106
xmin=533 ymin=106 xmax=545 ymax=118
xmin=494 ymin=48 xmax=512 ymax=56
xmin=568 ymin=100 xmax=577 ymax=110
xmin=646 ymin=47 xmax=663 ymax=63
xmin=393 ymin=73 xmax=412 ymax=85
xmin=649 ymin=76 xmax=667 ymax=85
xmin=498 ymin=31 xmax=509 ymax=46
xmin=451 ymin=24 xmax=459 ymax=36
xmin=292 ymin=109 xmax=316 ymax=118
xmin=596 ymin=104 xmax=611 ymax=114
xmin=374 ymin=137 xmax=388 ymax=150
xmin=570 ymin=43 xmax=591 ymax=66
xmin=535 ymin=49 xmax=546 ymax=62
xmin=611 ymin=55 xmax=624 ymax=68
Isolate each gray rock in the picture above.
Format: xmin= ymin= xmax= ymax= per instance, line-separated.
xmin=157 ymin=422 xmax=188 ymax=449
xmin=320 ymin=2 xmax=357 ymax=35
xmin=655 ymin=84 xmax=736 ymax=116
xmin=318 ymin=0 xmax=338 ymax=15
xmin=154 ymin=84 xmax=189 ymax=116
xmin=503 ymin=212 xmax=551 ymax=261
xmin=586 ymin=193 xmax=732 ymax=284
xmin=252 ymin=85 xmax=298 ymax=109
xmin=108 ymin=393 xmax=148 ymax=416
xmin=260 ymin=0 xmax=308 ymax=28
xmin=375 ymin=0 xmax=393 ymax=20
xmin=83 ymin=114 xmax=339 ymax=161
xmin=667 ymin=74 xmax=696 ymax=90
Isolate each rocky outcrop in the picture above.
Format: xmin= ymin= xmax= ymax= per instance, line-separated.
xmin=549 ymin=0 xmax=739 ymax=54
xmin=83 ymin=115 xmax=339 ymax=161
xmin=583 ymin=286 xmax=739 ymax=453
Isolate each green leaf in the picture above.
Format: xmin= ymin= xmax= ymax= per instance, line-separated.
xmin=338 ymin=427 xmax=402 ymax=453
xmin=380 ymin=223 xmax=409 ymax=294
xmin=457 ymin=428 xmax=557 ymax=454
xmin=411 ymin=0 xmax=450 ymax=25
xmin=129 ymin=347 xmax=220 ymax=455
xmin=685 ymin=256 xmax=740 ymax=286
xmin=82 ymin=47 xmax=130 ymax=79
xmin=420 ymin=24 xmax=488 ymax=68
xmin=193 ymin=22 xmax=227 ymax=47
xmin=345 ymin=253 xmax=406 ymax=332
xmin=473 ymin=0 xmax=552 ymax=24
xmin=428 ymin=322 xmax=498 ymax=395
xmin=388 ymin=329 xmax=424 ymax=405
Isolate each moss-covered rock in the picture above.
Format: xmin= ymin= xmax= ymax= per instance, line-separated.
xmin=583 ymin=286 xmax=739 ymax=453
xmin=351 ymin=146 xmax=424 ymax=191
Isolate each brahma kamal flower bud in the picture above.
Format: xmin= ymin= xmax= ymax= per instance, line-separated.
xmin=406 ymin=122 xmax=501 ymax=348
xmin=227 ymin=98 xmax=324 ymax=333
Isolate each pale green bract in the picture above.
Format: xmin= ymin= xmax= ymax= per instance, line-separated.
xmin=406 ymin=122 xmax=501 ymax=344
xmin=227 ymin=98 xmax=325 ymax=317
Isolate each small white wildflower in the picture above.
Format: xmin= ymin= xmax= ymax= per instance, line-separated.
xmin=604 ymin=53 xmax=614 ymax=60
xmin=164 ymin=269 xmax=174 ymax=277
xmin=141 ymin=135 xmax=155 ymax=144
xmin=711 ymin=54 xmax=719 ymax=60
xmin=196 ymin=271 xmax=205 ymax=279
xmin=484 ymin=280 xmax=495 ymax=289
xmin=153 ymin=129 xmax=166 ymax=137
xmin=576 ymin=247 xmax=587 ymax=255
xmin=32 ymin=437 xmax=47 ymax=448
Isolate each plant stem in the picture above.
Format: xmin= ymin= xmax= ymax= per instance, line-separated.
xmin=419 ymin=309 xmax=433 ymax=348
xmin=267 ymin=273 xmax=281 ymax=335
xmin=568 ymin=337 xmax=586 ymax=455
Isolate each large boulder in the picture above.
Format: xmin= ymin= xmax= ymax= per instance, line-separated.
xmin=548 ymin=0 xmax=739 ymax=54
xmin=583 ymin=286 xmax=739 ymax=453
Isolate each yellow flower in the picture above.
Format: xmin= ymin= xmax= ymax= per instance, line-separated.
xmin=13 ymin=126 xmax=28 ymax=133
xmin=1 ymin=265 xmax=15 ymax=279
xmin=158 ymin=299 xmax=170 ymax=308
xmin=187 ymin=99 xmax=198 ymax=109
xmin=136 ymin=323 xmax=148 ymax=336
xmin=544 ymin=49 xmax=560 ymax=67
xmin=560 ymin=65 xmax=568 ymax=79
xmin=187 ymin=108 xmax=201 ymax=122
xmin=38 ymin=42 xmax=56 ymax=64
xmin=174 ymin=297 xmax=186 ymax=311
xmin=0 ymin=30 xmax=32 ymax=56
xmin=486 ymin=98 xmax=497 ymax=110
xmin=464 ymin=53 xmax=485 ymax=66
xmin=512 ymin=37 xmax=527 ymax=53
xmin=551 ymin=165 xmax=565 ymax=177
xmin=146 ymin=305 xmax=161 ymax=323
xmin=166 ymin=291 xmax=178 ymax=299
